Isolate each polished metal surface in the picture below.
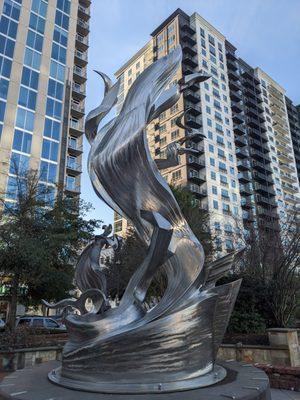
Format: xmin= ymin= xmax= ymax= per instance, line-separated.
xmin=46 ymin=46 xmax=241 ymax=393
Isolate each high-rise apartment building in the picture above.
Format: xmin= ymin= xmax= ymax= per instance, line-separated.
xmin=0 ymin=0 xmax=91 ymax=208
xmin=114 ymin=8 xmax=299 ymax=252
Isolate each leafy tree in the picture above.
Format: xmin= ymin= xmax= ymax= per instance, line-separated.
xmin=0 ymin=169 xmax=100 ymax=331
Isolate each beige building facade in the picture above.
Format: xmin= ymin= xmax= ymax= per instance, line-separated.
xmin=0 ymin=0 xmax=91 ymax=207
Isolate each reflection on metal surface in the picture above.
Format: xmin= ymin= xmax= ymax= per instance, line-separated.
xmin=46 ymin=46 xmax=241 ymax=393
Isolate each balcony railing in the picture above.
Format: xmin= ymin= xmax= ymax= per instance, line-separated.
xmin=68 ymin=140 xmax=83 ymax=153
xmin=66 ymin=162 xmax=82 ymax=173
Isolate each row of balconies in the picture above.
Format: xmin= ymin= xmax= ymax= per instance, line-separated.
xmin=256 ymin=206 xmax=279 ymax=219
xmin=252 ymin=159 xmax=272 ymax=174
xmin=253 ymin=171 xmax=273 ymax=185
xmin=256 ymin=194 xmax=277 ymax=207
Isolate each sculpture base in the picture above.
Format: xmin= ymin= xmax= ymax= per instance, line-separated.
xmin=0 ymin=360 xmax=271 ymax=399
xmin=49 ymin=364 xmax=226 ymax=393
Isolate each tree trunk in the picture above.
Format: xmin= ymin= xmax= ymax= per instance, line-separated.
xmin=7 ymin=274 xmax=19 ymax=332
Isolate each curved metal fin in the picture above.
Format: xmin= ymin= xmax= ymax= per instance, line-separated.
xmin=94 ymin=70 xmax=114 ymax=95
xmin=85 ymin=71 xmax=120 ymax=144
xmin=179 ymin=71 xmax=211 ymax=91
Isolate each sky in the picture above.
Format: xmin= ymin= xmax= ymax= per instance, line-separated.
xmin=81 ymin=0 xmax=300 ymax=227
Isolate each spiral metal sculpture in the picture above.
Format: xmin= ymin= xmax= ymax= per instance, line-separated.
xmin=47 ymin=46 xmax=241 ymax=394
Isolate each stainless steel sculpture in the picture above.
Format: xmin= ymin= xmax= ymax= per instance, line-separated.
xmin=46 ymin=46 xmax=241 ymax=394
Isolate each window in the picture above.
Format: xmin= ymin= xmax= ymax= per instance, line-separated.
xmin=29 ymin=12 xmax=45 ymax=34
xmin=26 ymin=30 xmax=43 ymax=52
xmin=220 ymin=175 xmax=227 ymax=184
xmin=231 ymin=179 xmax=236 ymax=188
xmin=0 ymin=15 xmax=18 ymax=39
xmin=170 ymin=103 xmax=178 ymax=114
xmin=201 ymin=48 xmax=206 ymax=57
xmin=46 ymin=98 xmax=62 ymax=120
xmin=0 ymin=55 xmax=12 ymax=78
xmin=159 ymin=124 xmax=166 ymax=133
xmin=232 ymin=193 xmax=237 ymax=202
xmin=32 ymin=0 xmax=48 ymax=17
xmin=201 ymin=38 xmax=206 ymax=48
xmin=66 ymin=175 xmax=76 ymax=190
xmin=225 ymin=239 xmax=233 ymax=250
xmin=3 ymin=0 xmax=21 ymax=21
xmin=45 ymin=319 xmax=59 ymax=328
xmin=210 ymin=157 xmax=215 ymax=166
xmin=136 ymin=61 xmax=140 ymax=69
xmin=230 ymin=167 xmax=235 ymax=175
xmin=216 ymin=124 xmax=223 ymax=133
xmin=214 ymin=222 xmax=221 ymax=230
xmin=213 ymin=200 xmax=218 ymax=210
xmin=218 ymin=148 xmax=225 ymax=159
xmin=16 ymin=107 xmax=35 ymax=131
xmin=221 ymin=189 xmax=229 ymax=199
xmin=21 ymin=67 xmax=39 ymax=90
xmin=219 ymin=162 xmax=226 ymax=171
xmin=55 ymin=10 xmax=69 ymax=30
xmin=229 ymin=154 xmax=233 ymax=161
xmin=18 ymin=87 xmax=37 ymax=110
xmin=51 ymin=43 xmax=66 ymax=64
xmin=12 ymin=129 xmax=32 ymax=153
xmin=42 ymin=138 xmax=59 ymax=162
xmin=44 ymin=118 xmax=60 ymax=140
xmin=208 ymin=131 xmax=213 ymax=140
xmin=24 ymin=47 xmax=41 ymax=70
xmin=212 ymin=186 xmax=217 ymax=195
xmin=50 ymin=60 xmax=65 ymax=82
xmin=217 ymin=135 xmax=224 ymax=145
xmin=171 ymin=129 xmax=179 ymax=140
xmin=207 ymin=118 xmax=212 ymax=127
xmin=0 ymin=78 xmax=9 ymax=100
xmin=209 ymin=144 xmax=214 ymax=153
xmin=0 ymin=34 xmax=15 ymax=58
xmin=48 ymin=78 xmax=64 ymax=100
xmin=57 ymin=0 xmax=70 ymax=15
xmin=208 ymin=34 xmax=215 ymax=46
xmin=32 ymin=319 xmax=44 ymax=327
xmin=172 ymin=170 xmax=181 ymax=181
xmin=211 ymin=171 xmax=216 ymax=180
xmin=10 ymin=152 xmax=29 ymax=175
xmin=200 ymin=28 xmax=205 ymax=38
xmin=40 ymin=161 xmax=57 ymax=183
xmin=171 ymin=118 xmax=177 ymax=127
xmin=53 ymin=26 xmax=68 ymax=47
xmin=202 ymin=60 xmax=208 ymax=69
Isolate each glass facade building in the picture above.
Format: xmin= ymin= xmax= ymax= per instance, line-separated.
xmin=0 ymin=0 xmax=91 ymax=207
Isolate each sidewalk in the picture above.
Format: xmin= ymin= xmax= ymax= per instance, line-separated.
xmin=272 ymin=389 xmax=300 ymax=399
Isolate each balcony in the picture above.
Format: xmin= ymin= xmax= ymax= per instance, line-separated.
xmin=248 ymin=137 xmax=267 ymax=151
xmin=279 ymin=162 xmax=295 ymax=173
xmin=69 ymin=120 xmax=84 ymax=137
xmin=72 ymin=83 xmax=86 ymax=100
xmin=229 ymin=80 xmax=242 ymax=92
xmin=282 ymin=182 xmax=298 ymax=194
xmin=182 ymin=45 xmax=197 ymax=57
xmin=181 ymin=31 xmax=197 ymax=46
xmin=226 ymin=51 xmax=237 ymax=61
xmin=252 ymin=159 xmax=272 ymax=174
xmin=74 ymin=50 xmax=88 ymax=67
xmin=79 ymin=0 xmax=91 ymax=6
xmin=186 ymin=115 xmax=201 ymax=129
xmin=189 ymin=183 xmax=207 ymax=199
xmin=242 ymin=211 xmax=255 ymax=222
xmin=181 ymin=23 xmax=196 ymax=36
xmin=253 ymin=171 xmax=273 ymax=185
xmin=231 ymin=101 xmax=243 ymax=113
xmin=227 ymin=59 xmax=238 ymax=71
xmin=233 ymin=124 xmax=247 ymax=136
xmin=188 ymin=170 xmax=206 ymax=183
xmin=66 ymin=161 xmax=82 ymax=175
xmin=187 ymin=143 xmax=205 ymax=154
xmin=235 ymin=135 xmax=247 ymax=147
xmin=246 ymin=116 xmax=260 ymax=129
xmin=256 ymin=194 xmax=277 ymax=207
xmin=73 ymin=65 xmax=87 ymax=84
xmin=281 ymin=172 xmax=297 ymax=184
xmin=250 ymin=148 xmax=271 ymax=163
xmin=184 ymin=90 xmax=200 ymax=104
xmin=77 ymin=18 xmax=89 ymax=35
xmin=230 ymin=90 xmax=242 ymax=102
xmin=284 ymin=193 xmax=299 ymax=204
xmin=238 ymin=171 xmax=251 ymax=182
xmin=76 ymin=34 xmax=89 ymax=51
xmin=186 ymin=103 xmax=201 ymax=116
xmin=68 ymin=139 xmax=83 ymax=155
xmin=240 ymin=184 xmax=252 ymax=196
xmin=183 ymin=53 xmax=198 ymax=68
xmin=237 ymin=159 xmax=251 ymax=171
xmin=65 ymin=183 xmax=81 ymax=195
xmin=277 ymin=152 xmax=294 ymax=164
xmin=236 ymin=147 xmax=249 ymax=159
xmin=78 ymin=4 xmax=90 ymax=20
xmin=187 ymin=156 xmax=205 ymax=168
xmin=232 ymin=113 xmax=244 ymax=125
xmin=241 ymin=198 xmax=253 ymax=209
xmin=257 ymin=207 xmax=279 ymax=219
xmin=228 ymin=69 xmax=239 ymax=81
xmin=71 ymin=101 xmax=85 ymax=118
xmin=248 ymin=127 xmax=268 ymax=142
xmin=254 ymin=182 xmax=275 ymax=196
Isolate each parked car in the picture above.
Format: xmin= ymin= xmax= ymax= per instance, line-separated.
xmin=16 ymin=316 xmax=66 ymax=332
